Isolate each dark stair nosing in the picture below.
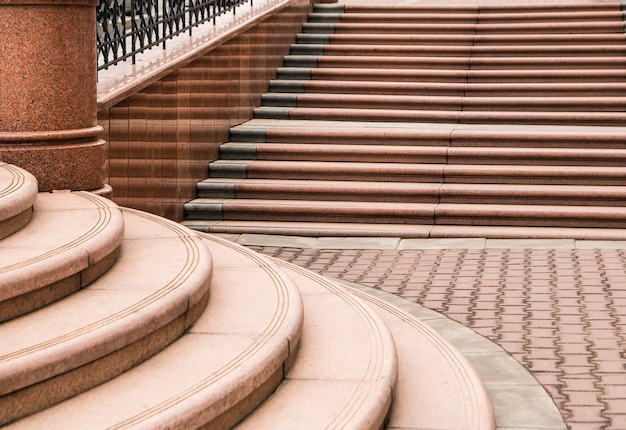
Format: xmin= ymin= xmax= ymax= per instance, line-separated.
xmin=229 ymin=128 xmax=267 ymax=143
xmin=219 ymin=143 xmax=257 ymax=160
xmin=209 ymin=162 xmax=248 ymax=179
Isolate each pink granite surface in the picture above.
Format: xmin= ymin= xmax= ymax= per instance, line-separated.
xmin=0 ymin=0 xmax=104 ymax=192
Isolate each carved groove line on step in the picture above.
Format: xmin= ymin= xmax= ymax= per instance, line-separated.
xmin=0 ymin=164 xmax=27 ymax=198
xmin=271 ymin=257 xmax=396 ymax=430
xmin=0 ymin=209 xmax=204 ymax=365
xmin=0 ymin=192 xmax=122 ymax=301
xmin=346 ymin=287 xmax=492 ymax=430
xmin=106 ymin=234 xmax=298 ymax=429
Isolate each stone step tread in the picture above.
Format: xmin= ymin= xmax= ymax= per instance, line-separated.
xmin=277 ymin=66 xmax=626 ymax=83
xmin=235 ymin=257 xmax=398 ymax=429
xmin=181 ymin=219 xmax=626 ymax=240
xmin=196 ymin=179 xmax=626 ymax=203
xmin=231 ymin=120 xmax=626 ymax=147
xmin=221 ymin=141 xmax=626 ymax=163
xmin=296 ymin=32 xmax=626 ymax=45
xmin=291 ymin=43 xmax=626 ymax=56
xmin=5 ymin=234 xmax=302 ymax=429
xmin=285 ymin=54 xmax=626 ymax=69
xmin=270 ymin=79 xmax=626 ymax=96
xmin=0 ymin=192 xmax=124 ymax=322
xmin=187 ymin=198 xmax=626 ymax=217
xmin=319 ymin=3 xmax=619 ymax=13
xmin=185 ymin=199 xmax=626 ymax=227
xmin=0 ymin=163 xmax=38 ymax=240
xmin=0 ymin=208 xmax=212 ymax=425
xmin=309 ymin=10 xmax=624 ymax=23
xmin=302 ymin=21 xmax=626 ymax=34
xmin=344 ymin=279 xmax=495 ymax=430
xmin=254 ymin=106 xmax=626 ymax=126
xmin=261 ymin=92 xmax=626 ymax=111
xmin=208 ymin=159 xmax=626 ymax=178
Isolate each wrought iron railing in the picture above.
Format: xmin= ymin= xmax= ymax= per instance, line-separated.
xmin=97 ymin=0 xmax=250 ymax=70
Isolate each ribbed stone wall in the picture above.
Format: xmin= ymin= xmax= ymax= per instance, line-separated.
xmin=98 ymin=0 xmax=313 ymax=220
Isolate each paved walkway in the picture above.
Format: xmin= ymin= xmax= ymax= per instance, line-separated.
xmin=221 ymin=1 xmax=626 ymax=427
xmin=222 ymin=234 xmax=626 ymax=429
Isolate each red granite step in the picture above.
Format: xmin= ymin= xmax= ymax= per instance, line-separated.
xmin=230 ymin=123 xmax=626 ymax=149
xmin=255 ymin=106 xmax=626 ymax=126
xmin=327 ymin=3 xmax=619 ymax=14
xmin=297 ymin=32 xmax=626 ymax=46
xmin=185 ymin=198 xmax=626 ymax=228
xmin=308 ymin=10 xmax=623 ymax=24
xmin=182 ymin=220 xmax=626 ymax=240
xmin=308 ymin=11 xmax=478 ymax=24
xmin=185 ymin=1 xmax=626 ymax=236
xmin=302 ymin=22 xmax=477 ymax=35
xmin=303 ymin=21 xmax=625 ymax=35
xmin=207 ymin=159 xmax=626 ymax=186
xmin=262 ymin=93 xmax=626 ymax=112
xmin=292 ymin=43 xmax=626 ymax=57
xmin=284 ymin=54 xmax=626 ymax=70
xmin=195 ymin=178 xmax=626 ymax=207
xmin=278 ymin=67 xmax=626 ymax=84
xmin=277 ymin=66 xmax=470 ymax=82
xmin=220 ymin=141 xmax=626 ymax=166
xmin=271 ymin=79 xmax=626 ymax=97
xmin=284 ymin=54 xmax=471 ymax=69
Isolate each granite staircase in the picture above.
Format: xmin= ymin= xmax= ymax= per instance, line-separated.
xmin=183 ymin=1 xmax=626 ymax=239
xmin=0 ymin=161 xmax=518 ymax=427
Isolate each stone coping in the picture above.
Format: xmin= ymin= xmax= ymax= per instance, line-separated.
xmin=97 ymin=0 xmax=304 ymax=110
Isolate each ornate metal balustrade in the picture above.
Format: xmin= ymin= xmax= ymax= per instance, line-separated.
xmin=97 ymin=0 xmax=249 ymax=70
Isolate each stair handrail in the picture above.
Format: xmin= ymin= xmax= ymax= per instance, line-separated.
xmin=96 ymin=0 xmax=251 ymax=71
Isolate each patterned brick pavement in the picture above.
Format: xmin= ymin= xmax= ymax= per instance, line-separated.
xmin=250 ymin=245 xmax=626 ymax=430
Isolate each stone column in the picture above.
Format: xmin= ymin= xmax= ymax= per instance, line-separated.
xmin=0 ymin=0 xmax=106 ymax=193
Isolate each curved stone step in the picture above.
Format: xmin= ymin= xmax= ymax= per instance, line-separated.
xmin=0 ymin=208 xmax=212 ymax=425
xmin=0 ymin=191 xmax=124 ymax=322
xmin=0 ymin=163 xmax=38 ymax=240
xmin=5 ymin=234 xmax=302 ymax=429
xmin=235 ymin=259 xmax=398 ymax=430
xmin=285 ymin=262 xmax=493 ymax=430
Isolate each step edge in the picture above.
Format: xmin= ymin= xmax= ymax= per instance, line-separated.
xmin=0 ymin=210 xmax=213 ymax=424
xmin=0 ymin=192 xmax=126 ymax=321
